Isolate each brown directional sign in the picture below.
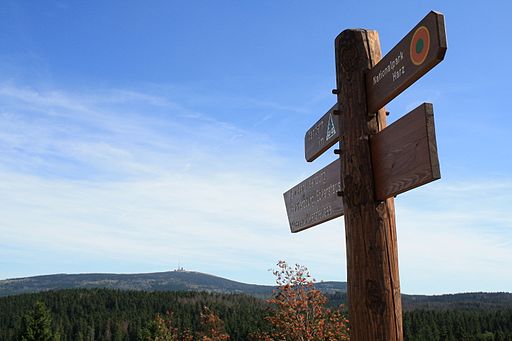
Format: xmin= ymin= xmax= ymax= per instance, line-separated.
xmin=305 ymin=104 xmax=340 ymax=162
xmin=283 ymin=159 xmax=343 ymax=233
xmin=366 ymin=11 xmax=447 ymax=113
xmin=371 ymin=102 xmax=440 ymax=200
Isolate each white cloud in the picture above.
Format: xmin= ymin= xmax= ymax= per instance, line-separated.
xmin=395 ymin=181 xmax=512 ymax=294
xmin=0 ymin=84 xmax=346 ymax=284
xmin=1 ymin=83 xmax=510 ymax=294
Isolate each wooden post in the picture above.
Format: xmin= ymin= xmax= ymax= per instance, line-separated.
xmin=334 ymin=29 xmax=403 ymax=340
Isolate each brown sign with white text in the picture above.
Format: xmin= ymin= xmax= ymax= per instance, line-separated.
xmin=283 ymin=160 xmax=343 ymax=233
xmin=304 ymin=104 xmax=340 ymax=162
xmin=366 ymin=11 xmax=447 ymax=113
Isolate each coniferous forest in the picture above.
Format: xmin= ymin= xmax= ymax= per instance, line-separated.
xmin=0 ymin=289 xmax=268 ymax=340
xmin=1 ymin=288 xmax=512 ymax=341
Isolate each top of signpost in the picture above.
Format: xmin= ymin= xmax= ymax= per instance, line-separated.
xmin=366 ymin=11 xmax=447 ymax=113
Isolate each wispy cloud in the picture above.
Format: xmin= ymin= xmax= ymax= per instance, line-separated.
xmin=1 ymin=83 xmax=511 ymax=294
xmin=395 ymin=181 xmax=512 ymax=294
xmin=0 ymin=83 xmax=346 ymax=284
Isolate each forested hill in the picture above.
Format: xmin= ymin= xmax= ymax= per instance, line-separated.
xmin=2 ymin=289 xmax=512 ymax=341
xmin=3 ymin=271 xmax=511 ymax=311
xmin=0 ymin=289 xmax=269 ymax=341
xmin=0 ymin=270 xmax=346 ymax=297
xmin=402 ymin=292 xmax=512 ymax=311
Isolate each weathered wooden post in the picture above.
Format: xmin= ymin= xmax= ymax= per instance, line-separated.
xmin=283 ymin=11 xmax=446 ymax=341
xmin=334 ymin=29 xmax=402 ymax=341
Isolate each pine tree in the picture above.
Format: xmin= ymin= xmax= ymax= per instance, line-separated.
xmin=20 ymin=301 xmax=55 ymax=341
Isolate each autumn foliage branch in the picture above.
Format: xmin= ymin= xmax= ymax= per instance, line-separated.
xmin=256 ymin=260 xmax=350 ymax=341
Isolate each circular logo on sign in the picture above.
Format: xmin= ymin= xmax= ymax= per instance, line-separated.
xmin=410 ymin=26 xmax=430 ymax=66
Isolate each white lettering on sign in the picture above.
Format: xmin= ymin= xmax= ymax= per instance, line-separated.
xmin=289 ymin=178 xmax=341 ymax=214
xmin=291 ymin=205 xmax=334 ymax=229
xmin=392 ymin=65 xmax=405 ymax=82
xmin=372 ymin=51 xmax=405 ymax=86
xmin=307 ymin=120 xmax=324 ymax=142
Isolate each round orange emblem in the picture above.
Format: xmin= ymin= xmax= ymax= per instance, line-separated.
xmin=410 ymin=26 xmax=430 ymax=66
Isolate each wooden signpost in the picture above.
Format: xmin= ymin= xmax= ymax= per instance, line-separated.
xmin=283 ymin=10 xmax=447 ymax=341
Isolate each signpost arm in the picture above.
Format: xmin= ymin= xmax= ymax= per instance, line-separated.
xmin=335 ymin=29 xmax=403 ymax=341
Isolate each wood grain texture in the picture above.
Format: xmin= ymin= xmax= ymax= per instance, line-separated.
xmin=305 ymin=104 xmax=340 ymax=162
xmin=335 ymin=29 xmax=403 ymax=341
xmin=366 ymin=11 xmax=447 ymax=113
xmin=371 ymin=103 xmax=441 ymax=200
xmin=283 ymin=159 xmax=343 ymax=233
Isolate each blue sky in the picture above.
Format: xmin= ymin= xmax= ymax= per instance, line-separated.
xmin=0 ymin=1 xmax=511 ymax=295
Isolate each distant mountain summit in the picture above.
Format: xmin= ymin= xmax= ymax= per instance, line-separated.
xmin=3 ymin=271 xmax=511 ymax=311
xmin=0 ymin=270 xmax=346 ymax=298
